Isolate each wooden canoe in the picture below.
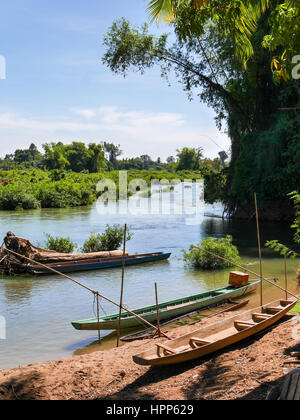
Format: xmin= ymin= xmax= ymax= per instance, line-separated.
xmin=71 ymin=279 xmax=260 ymax=331
xmin=28 ymin=252 xmax=171 ymax=274
xmin=120 ymin=299 xmax=250 ymax=342
xmin=132 ymin=298 xmax=298 ymax=366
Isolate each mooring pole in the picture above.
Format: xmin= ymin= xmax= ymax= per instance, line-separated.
xmin=155 ymin=282 xmax=161 ymax=332
xmin=117 ymin=224 xmax=127 ymax=348
xmin=284 ymin=254 xmax=288 ymax=301
xmin=96 ymin=293 xmax=101 ymax=344
xmin=254 ymin=193 xmax=263 ymax=306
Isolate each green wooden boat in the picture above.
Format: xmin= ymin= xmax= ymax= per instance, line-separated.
xmin=71 ymin=279 xmax=260 ymax=331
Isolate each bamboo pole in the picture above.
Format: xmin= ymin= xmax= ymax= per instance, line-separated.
xmin=284 ymin=254 xmax=288 ymax=301
xmin=96 ymin=293 xmax=101 ymax=344
xmin=192 ymin=245 xmax=299 ymax=300
xmin=4 ymin=247 xmax=160 ymax=331
xmin=117 ymin=224 xmax=127 ymax=348
xmin=155 ymin=282 xmax=161 ymax=332
xmin=254 ymin=193 xmax=263 ymax=306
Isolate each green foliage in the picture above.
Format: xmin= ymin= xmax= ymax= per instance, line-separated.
xmin=264 ymin=240 xmax=298 ymax=258
xmin=183 ymin=235 xmax=241 ymax=269
xmin=102 ymin=7 xmax=299 ymax=220
xmin=42 ymin=142 xmax=106 ymax=173
xmin=0 ymin=186 xmax=40 ymax=210
xmin=147 ymin=0 xmax=300 ymax=80
xmin=82 ymin=225 xmax=133 ymax=252
xmin=265 ymin=191 xmax=300 ymax=257
xmin=44 ymin=233 xmax=76 ymax=253
xmin=0 ymin=169 xmax=204 ymax=211
xmin=228 ymin=111 xmax=300 ymax=215
xmin=176 ymin=147 xmax=203 ymax=171
xmin=289 ymin=300 xmax=300 ymax=314
xmin=0 ymin=169 xmax=99 ymax=210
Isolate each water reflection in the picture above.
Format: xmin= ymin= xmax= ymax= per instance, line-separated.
xmin=1 ymin=278 xmax=34 ymax=304
xmin=0 ymin=198 xmax=299 ymax=369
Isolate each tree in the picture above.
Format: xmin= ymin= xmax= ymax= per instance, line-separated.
xmin=176 ymin=147 xmax=202 ymax=170
xmin=12 ymin=143 xmax=42 ymax=167
xmin=103 ymin=142 xmax=122 ymax=169
xmin=147 ymin=0 xmax=300 ymax=80
xmin=42 ymin=142 xmax=106 ymax=172
xmin=102 ymin=13 xmax=300 ymax=220
xmin=166 ymin=156 xmax=175 ymax=164
xmin=87 ymin=143 xmax=106 ymax=173
xmin=265 ymin=192 xmax=300 ymax=261
xmin=65 ymin=142 xmax=90 ymax=172
xmin=140 ymin=154 xmax=152 ymax=169
xmin=42 ymin=143 xmax=70 ymax=170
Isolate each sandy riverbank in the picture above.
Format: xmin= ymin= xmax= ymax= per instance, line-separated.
xmin=0 ymin=308 xmax=299 ymax=400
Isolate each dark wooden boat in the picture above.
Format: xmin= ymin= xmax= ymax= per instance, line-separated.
xmin=132 ymin=298 xmax=298 ymax=366
xmin=27 ymin=252 xmax=171 ymax=274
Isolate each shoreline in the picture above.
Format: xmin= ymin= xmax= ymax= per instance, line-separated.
xmin=0 ymin=309 xmax=299 ymax=400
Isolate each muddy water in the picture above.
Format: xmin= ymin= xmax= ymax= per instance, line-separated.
xmin=0 ymin=198 xmax=299 ymax=369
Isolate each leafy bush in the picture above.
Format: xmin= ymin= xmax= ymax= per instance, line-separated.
xmin=82 ymin=225 xmax=133 ymax=252
xmin=44 ymin=233 xmax=76 ymax=253
xmin=183 ymin=235 xmax=241 ymax=269
xmin=0 ymin=187 xmax=40 ymax=210
xmin=0 ymin=169 xmax=203 ymax=211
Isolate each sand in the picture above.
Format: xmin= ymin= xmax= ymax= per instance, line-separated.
xmin=0 ymin=309 xmax=299 ymax=400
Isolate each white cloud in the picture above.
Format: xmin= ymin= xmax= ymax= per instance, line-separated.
xmin=71 ymin=106 xmax=186 ymax=128
xmin=0 ymin=106 xmax=230 ymax=160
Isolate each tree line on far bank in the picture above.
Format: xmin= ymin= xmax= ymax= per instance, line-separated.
xmin=0 ymin=141 xmax=224 ymax=174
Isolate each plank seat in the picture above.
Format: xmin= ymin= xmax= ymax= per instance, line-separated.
xmin=156 ymin=343 xmax=178 ymax=357
xmin=234 ymin=320 xmax=256 ymax=331
xmin=252 ymin=313 xmax=273 ymax=322
xmin=265 ymin=306 xmax=283 ymax=314
xmin=280 ymin=300 xmax=294 ymax=307
xmin=189 ymin=337 xmax=211 ymax=349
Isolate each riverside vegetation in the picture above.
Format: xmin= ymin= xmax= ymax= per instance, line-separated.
xmin=0 ymin=168 xmax=204 ymax=211
xmin=42 ymin=225 xmax=132 ymax=253
xmin=183 ymin=235 xmax=241 ymax=270
xmin=102 ymin=1 xmax=300 ymax=221
xmin=0 ymin=142 xmax=221 ymax=211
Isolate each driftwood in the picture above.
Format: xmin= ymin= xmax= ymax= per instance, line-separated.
xmin=0 ymin=232 xmax=127 ymax=275
xmin=33 ymin=249 xmax=127 ymax=264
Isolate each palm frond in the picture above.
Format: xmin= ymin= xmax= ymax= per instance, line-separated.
xmin=147 ymin=0 xmax=271 ymax=65
xmin=147 ymin=0 xmax=176 ymax=24
xmin=232 ymin=0 xmax=270 ymax=65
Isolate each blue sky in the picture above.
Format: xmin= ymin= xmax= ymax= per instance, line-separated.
xmin=0 ymin=0 xmax=230 ymax=160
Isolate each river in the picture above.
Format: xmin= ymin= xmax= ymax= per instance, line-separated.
xmin=0 ymin=190 xmax=299 ymax=369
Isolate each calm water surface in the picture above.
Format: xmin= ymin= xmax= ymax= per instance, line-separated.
xmin=0 ymin=198 xmax=299 ymax=369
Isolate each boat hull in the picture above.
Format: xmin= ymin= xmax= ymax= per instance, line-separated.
xmin=28 ymin=252 xmax=171 ymax=274
xmin=133 ymin=298 xmax=298 ymax=366
xmin=71 ymin=280 xmax=260 ymax=331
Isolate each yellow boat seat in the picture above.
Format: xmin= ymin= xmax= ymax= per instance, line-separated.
xmin=189 ymin=337 xmax=211 ymax=349
xmin=234 ymin=320 xmax=256 ymax=331
xmin=156 ymin=343 xmax=178 ymax=357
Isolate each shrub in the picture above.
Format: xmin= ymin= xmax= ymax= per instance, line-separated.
xmin=0 ymin=187 xmax=40 ymax=210
xmin=183 ymin=235 xmax=241 ymax=269
xmin=44 ymin=233 xmax=76 ymax=253
xmin=82 ymin=225 xmax=133 ymax=252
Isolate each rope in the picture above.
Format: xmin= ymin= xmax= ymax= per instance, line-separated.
xmin=96 ymin=293 xmax=101 ymax=344
xmin=193 ymin=246 xmax=299 ymax=301
xmin=3 ymin=247 xmax=160 ymax=331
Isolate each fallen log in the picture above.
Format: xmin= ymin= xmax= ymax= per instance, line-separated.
xmin=33 ymin=249 xmax=128 ymax=264
xmin=0 ymin=232 xmax=128 ymax=274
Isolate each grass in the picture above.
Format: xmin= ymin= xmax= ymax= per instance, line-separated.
xmin=289 ymin=300 xmax=300 ymax=314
